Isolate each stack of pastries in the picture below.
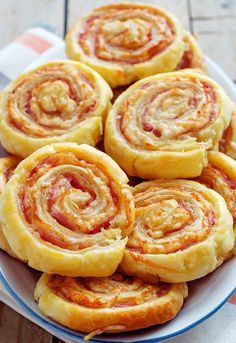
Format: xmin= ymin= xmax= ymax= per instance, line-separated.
xmin=0 ymin=2 xmax=235 ymax=340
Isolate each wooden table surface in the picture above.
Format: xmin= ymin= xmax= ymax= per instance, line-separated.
xmin=0 ymin=0 xmax=235 ymax=342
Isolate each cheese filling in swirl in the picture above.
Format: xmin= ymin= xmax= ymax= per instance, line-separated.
xmin=127 ymin=182 xmax=216 ymax=254
xmin=78 ymin=5 xmax=175 ymax=65
xmin=8 ymin=63 xmax=104 ymax=137
xmin=48 ymin=273 xmax=171 ymax=308
xmin=130 ymin=186 xmax=215 ymax=255
xmin=119 ymin=77 xmax=216 ymax=150
xmin=18 ymin=152 xmax=132 ymax=250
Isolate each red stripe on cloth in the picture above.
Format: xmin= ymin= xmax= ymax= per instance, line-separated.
xmin=229 ymin=293 xmax=236 ymax=305
xmin=16 ymin=32 xmax=52 ymax=53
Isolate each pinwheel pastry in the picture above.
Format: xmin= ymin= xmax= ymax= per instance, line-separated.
xmin=196 ymin=151 xmax=236 ymax=259
xmin=66 ymin=3 xmax=185 ymax=87
xmin=105 ymin=70 xmax=234 ymax=179
xmin=119 ymin=179 xmax=234 ymax=283
xmin=34 ymin=273 xmax=188 ymax=338
xmin=0 ymin=156 xmax=19 ymax=258
xmin=177 ymin=31 xmax=206 ymax=71
xmin=220 ymin=111 xmax=236 ymax=159
xmin=0 ymin=61 xmax=112 ymax=158
xmin=1 ymin=143 xmax=134 ymax=276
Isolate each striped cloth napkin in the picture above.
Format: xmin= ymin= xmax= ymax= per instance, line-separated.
xmin=0 ymin=27 xmax=235 ymax=343
xmin=0 ymin=27 xmax=64 ymax=87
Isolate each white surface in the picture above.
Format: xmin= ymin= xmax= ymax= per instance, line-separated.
xmin=0 ymin=45 xmax=235 ymax=343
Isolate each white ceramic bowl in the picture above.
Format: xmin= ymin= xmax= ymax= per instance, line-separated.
xmin=0 ymin=48 xmax=236 ymax=343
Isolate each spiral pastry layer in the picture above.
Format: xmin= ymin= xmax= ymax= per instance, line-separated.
xmin=34 ymin=273 xmax=188 ymax=337
xmin=105 ymin=70 xmax=234 ymax=179
xmin=220 ymin=111 xmax=236 ymax=159
xmin=0 ymin=61 xmax=112 ymax=158
xmin=1 ymin=143 xmax=134 ymax=276
xmin=177 ymin=31 xmax=206 ymax=71
xmin=0 ymin=156 xmax=19 ymax=258
xmin=119 ymin=179 xmax=234 ymax=283
xmin=196 ymin=151 xmax=236 ymax=259
xmin=66 ymin=3 xmax=185 ymax=87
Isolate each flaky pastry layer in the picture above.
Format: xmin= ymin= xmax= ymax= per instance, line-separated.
xmin=196 ymin=151 xmax=236 ymax=259
xmin=0 ymin=156 xmax=20 ymax=258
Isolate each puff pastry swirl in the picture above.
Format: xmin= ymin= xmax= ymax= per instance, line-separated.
xmin=220 ymin=111 xmax=236 ymax=159
xmin=66 ymin=3 xmax=185 ymax=87
xmin=34 ymin=273 xmax=188 ymax=338
xmin=105 ymin=70 xmax=234 ymax=179
xmin=177 ymin=32 xmax=206 ymax=71
xmin=119 ymin=179 xmax=234 ymax=283
xmin=1 ymin=143 xmax=134 ymax=276
xmin=0 ymin=61 xmax=112 ymax=158
xmin=196 ymin=151 xmax=236 ymax=258
xmin=0 ymin=156 xmax=19 ymax=258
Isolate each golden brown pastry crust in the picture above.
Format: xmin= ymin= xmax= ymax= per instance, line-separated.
xmin=119 ymin=179 xmax=234 ymax=283
xmin=0 ymin=156 xmax=20 ymax=258
xmin=177 ymin=31 xmax=206 ymax=72
xmin=66 ymin=3 xmax=185 ymax=87
xmin=105 ymin=70 xmax=234 ymax=179
xmin=220 ymin=111 xmax=236 ymax=159
xmin=196 ymin=151 xmax=236 ymax=259
xmin=34 ymin=273 xmax=188 ymax=336
xmin=0 ymin=61 xmax=112 ymax=158
xmin=1 ymin=143 xmax=134 ymax=276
